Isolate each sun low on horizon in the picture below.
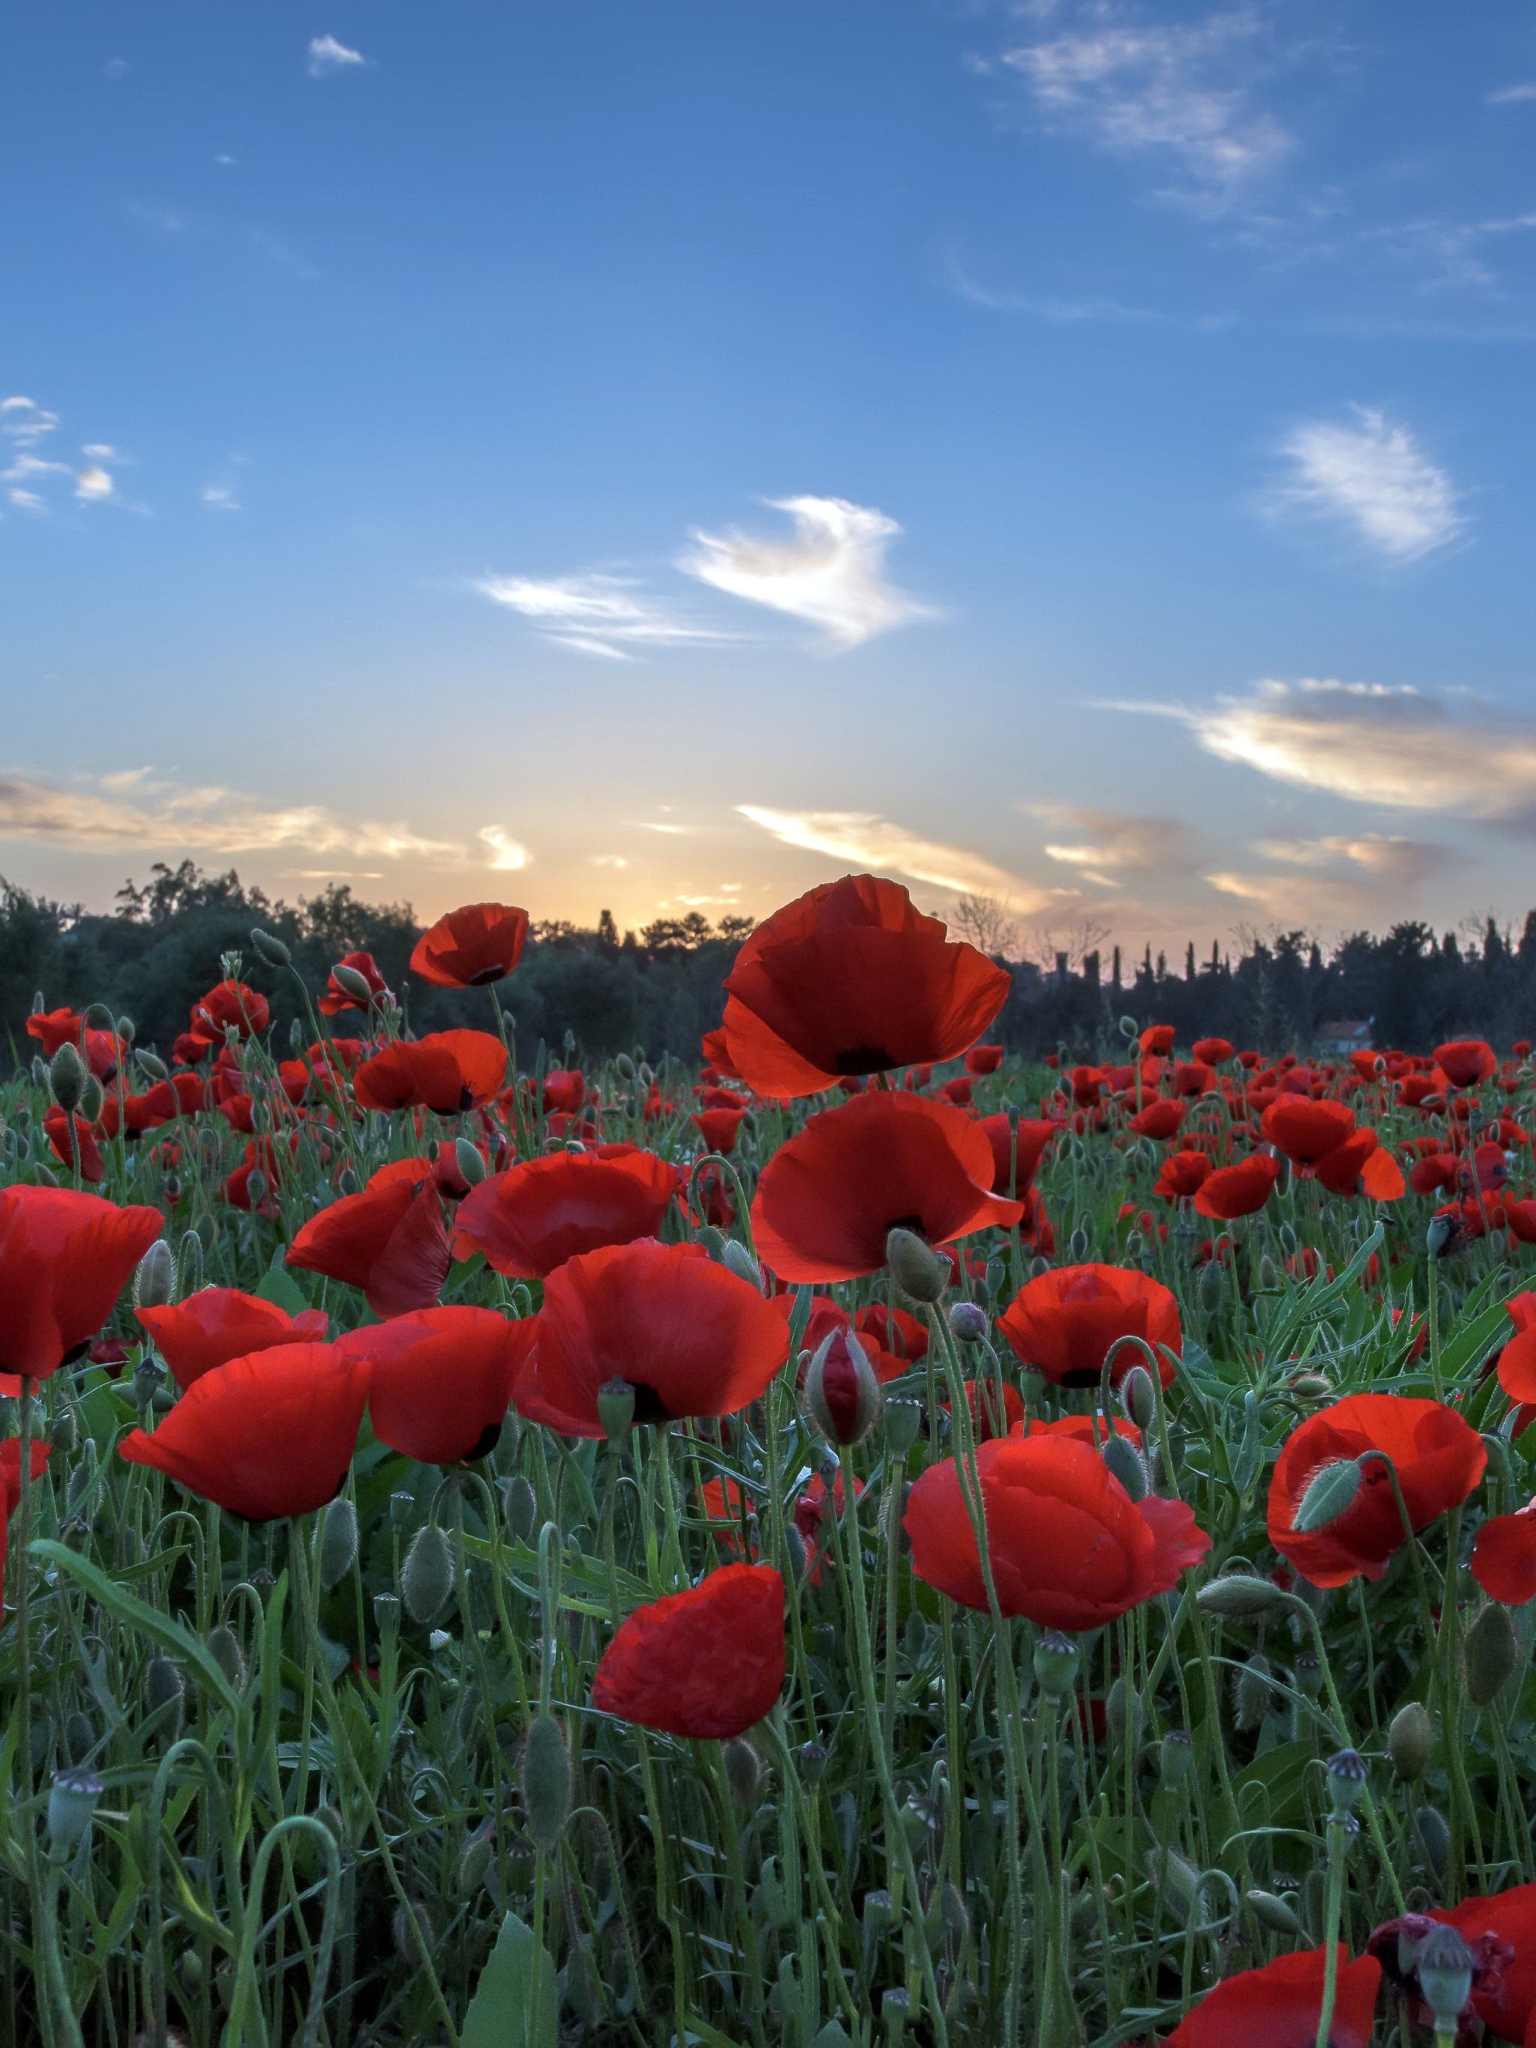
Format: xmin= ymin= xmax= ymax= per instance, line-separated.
xmin=4 ymin=1 xmax=1535 ymax=952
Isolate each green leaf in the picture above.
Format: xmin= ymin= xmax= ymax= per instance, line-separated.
xmin=462 ymin=1911 xmax=558 ymax=2048
xmin=256 ymin=1258 xmax=311 ymax=1315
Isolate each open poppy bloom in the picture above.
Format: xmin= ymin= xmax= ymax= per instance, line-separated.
xmin=318 ymin=950 xmax=390 ymax=1014
xmin=511 ymin=1238 xmax=791 ymax=1436
xmin=977 ymin=1113 xmax=1058 ymax=1195
xmin=998 ymin=1263 xmax=1181 ymax=1390
xmin=965 ymin=1043 xmax=1004 ymax=1075
xmin=1432 ymin=1884 xmax=1536 ymax=2042
xmin=751 ymin=1090 xmax=1023 ymax=1284
xmin=1193 ymin=1153 xmax=1281 ymax=1221
xmin=1435 ymin=1039 xmax=1498 ymax=1089
xmin=287 ymin=1165 xmax=451 ymax=1318
xmin=1268 ymin=1393 xmax=1487 ymax=1587
xmin=719 ymin=875 xmax=1009 ymax=1098
xmin=453 ymin=1146 xmax=677 ymax=1279
xmin=591 ymin=1562 xmax=786 ymax=1739
xmin=353 ymin=1029 xmax=507 ymax=1114
xmin=1 ymin=1438 xmax=51 ymax=1596
xmin=410 ymin=902 xmax=529 ymax=987
xmin=1312 ymin=1128 xmax=1407 ymax=1201
xmin=26 ymin=1006 xmax=86 ymax=1057
xmin=1497 ymin=1322 xmax=1536 ymax=1404
xmin=339 ymin=1306 xmax=529 ymax=1464
xmin=691 ymin=1106 xmax=749 ymax=1153
xmin=1155 ymin=1150 xmax=1213 ymax=1202
xmin=0 ymin=1186 xmax=164 ymax=1390
xmin=1261 ymin=1096 xmax=1356 ymax=1164
xmin=45 ymin=1110 xmax=104 ymax=1183
xmin=1163 ymin=1945 xmax=1381 ymax=2047
xmin=905 ymin=1434 xmax=1208 ymax=1630
xmin=1012 ymin=1412 xmax=1144 ymax=1449
xmin=1129 ymin=1099 xmax=1186 ymax=1141
xmin=1191 ymin=1036 xmax=1233 ymax=1066
xmin=137 ymin=1287 xmax=329 ymax=1391
xmin=119 ymin=1343 xmax=370 ymax=1521
xmin=188 ymin=979 xmax=270 ymax=1049
xmin=1472 ymin=1503 xmax=1536 ymax=1605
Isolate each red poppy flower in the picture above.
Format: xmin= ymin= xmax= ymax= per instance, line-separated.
xmin=1 ymin=1438 xmax=51 ymax=1596
xmin=136 ymin=1288 xmax=328 ymax=1392
xmin=542 ymin=1068 xmax=586 ymax=1115
xmin=1410 ymin=1152 xmax=1461 ymax=1197
xmin=591 ymin=1562 xmax=785 ymax=1739
xmin=1498 ymin=1325 xmax=1536 ymax=1403
xmin=904 ymin=1434 xmax=1208 ymax=1631
xmin=947 ymin=1376 xmax=1024 ymax=1440
xmin=1012 ymin=1412 xmax=1144 ymax=1450
xmin=751 ymin=1091 xmax=1023 ymax=1284
xmin=1139 ymin=1025 xmax=1176 ymax=1056
xmin=964 ymin=1043 xmax=1004 ymax=1076
xmin=998 ymin=1263 xmax=1181 ymax=1390
xmin=25 ymin=1006 xmax=84 ymax=1057
xmin=1433 ymin=1885 xmax=1536 ymax=2042
xmin=452 ymin=1147 xmax=677 ymax=1279
xmin=720 ymin=875 xmax=1009 ymax=1097
xmin=1164 ymin=1946 xmax=1381 ymax=2048
xmin=318 ymin=950 xmax=390 ymax=1015
xmin=1506 ymin=1201 xmax=1536 ymax=1245
xmin=119 ymin=1343 xmax=369 ymax=1521
xmin=44 ymin=1110 xmax=104 ymax=1183
xmin=1268 ymin=1393 xmax=1487 ymax=1588
xmin=188 ymin=980 xmax=269 ymax=1049
xmin=410 ymin=902 xmax=529 ymax=987
xmin=1472 ymin=1503 xmax=1536 ymax=1605
xmin=287 ymin=1166 xmax=450 ymax=1318
xmin=1155 ymin=1150 xmax=1213 ymax=1202
xmin=855 ymin=1301 xmax=929 ymax=1375
xmin=1193 ymin=1153 xmax=1281 ymax=1220
xmin=1261 ymin=1096 xmax=1355 ymax=1163
xmin=98 ymin=1074 xmax=204 ymax=1141
xmin=353 ymin=1030 xmax=507 ymax=1115
xmin=977 ymin=1114 xmax=1058 ymax=1194
xmin=0 ymin=1186 xmax=164 ymax=1390
xmin=1191 ymin=1037 xmax=1233 ymax=1066
xmin=1313 ymin=1129 xmax=1407 ymax=1201
xmin=338 ymin=1306 xmax=529 ymax=1464
xmin=692 ymin=1106 xmax=749 ymax=1153
xmin=1129 ymin=1099 xmax=1186 ymax=1142
xmin=1436 ymin=1039 xmax=1498 ymax=1089
xmin=511 ymin=1238 xmax=790 ymax=1437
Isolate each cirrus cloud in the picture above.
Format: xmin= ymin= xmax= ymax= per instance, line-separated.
xmin=737 ymin=803 xmax=1055 ymax=907
xmin=1270 ymin=407 xmax=1464 ymax=562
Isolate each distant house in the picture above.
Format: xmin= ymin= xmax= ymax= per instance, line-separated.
xmin=1315 ymin=1019 xmax=1373 ymax=1055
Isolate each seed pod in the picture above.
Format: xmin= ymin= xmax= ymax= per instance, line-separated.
xmin=372 ymin=1592 xmax=401 ymax=1635
xmin=723 ymin=1736 xmax=761 ymax=1808
xmin=1415 ymin=1922 xmax=1474 ymax=2030
xmin=1388 ymin=1700 xmax=1433 ymax=1780
xmin=721 ymin=1239 xmax=763 ymax=1291
xmin=47 ymin=1765 xmax=105 ymax=1853
xmin=400 ymin=1524 xmax=454 ymax=1623
xmin=1196 ymin=1571 xmax=1288 ymax=1621
xmin=1102 ymin=1432 xmax=1149 ymax=1502
xmin=521 ymin=1713 xmax=571 ymax=1850
xmin=134 ymin=1240 xmax=176 ymax=1311
xmin=1325 ymin=1747 xmax=1368 ymax=1816
xmin=48 ymin=1042 xmax=87 ymax=1114
xmin=796 ymin=1739 xmax=828 ymax=1786
xmin=1232 ymin=1653 xmax=1273 ymax=1733
xmin=388 ymin=1490 xmax=415 ymax=1529
xmin=1246 ymin=1888 xmax=1303 ymax=1937
xmin=886 ymin=1227 xmax=950 ymax=1303
xmin=249 ymin=928 xmax=292 ymax=968
xmin=454 ymin=1137 xmax=488 ymax=1186
xmin=1465 ymin=1602 xmax=1518 ymax=1707
xmin=596 ymin=1376 xmax=636 ymax=1443
xmin=1033 ymin=1630 xmax=1079 ymax=1700
xmin=1291 ymin=1458 xmax=1362 ymax=1534
xmin=318 ymin=1500 xmax=359 ymax=1589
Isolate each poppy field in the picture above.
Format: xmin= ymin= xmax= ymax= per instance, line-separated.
xmin=7 ymin=876 xmax=1536 ymax=2048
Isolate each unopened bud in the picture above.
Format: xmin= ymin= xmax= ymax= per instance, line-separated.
xmin=1416 ymin=1804 xmax=1450 ymax=1877
xmin=49 ymin=1041 xmax=87 ymax=1114
xmin=1291 ymin=1458 xmax=1362 ymax=1534
xmin=723 ymin=1736 xmax=761 ymax=1807
xmin=1197 ymin=1259 xmax=1227 ymax=1313
xmin=1119 ymin=1365 xmax=1157 ymax=1430
xmin=249 ymin=928 xmax=292 ymax=968
xmin=501 ymin=1473 xmax=538 ymax=1541
xmin=400 ymin=1523 xmax=454 ymax=1623
xmin=143 ymin=1656 xmax=185 ymax=1730
xmin=948 ymin=1300 xmax=988 ymax=1345
xmin=137 ymin=1050 xmax=169 ymax=1081
xmin=318 ymin=1499 xmax=359 ymax=1589
xmin=1158 ymin=1730 xmax=1194 ymax=1791
xmin=614 ymin=1053 xmax=636 ymax=1081
xmin=1196 ymin=1570 xmax=1287 ymax=1621
xmin=804 ymin=1328 xmax=882 ymax=1446
xmin=206 ymin=1625 xmax=247 ymax=1691
xmin=331 ymin=962 xmax=375 ymax=1003
xmin=596 ymin=1376 xmax=636 ymax=1443
xmin=79 ymin=1075 xmax=103 ymax=1124
xmin=1388 ymin=1700 xmax=1433 ymax=1781
xmin=1465 ymin=1601 xmax=1518 ymax=1706
xmin=1119 ymin=1015 xmax=1138 ymax=1040
xmin=134 ymin=1239 xmax=176 ymax=1310
xmin=454 ymin=1137 xmax=488 ymax=1186
xmin=1106 ymin=1674 xmax=1143 ymax=1749
xmin=1233 ymin=1652 xmax=1273 ymax=1732
xmin=886 ymin=1227 xmax=949 ymax=1304
xmin=1101 ymin=1431 xmax=1148 ymax=1502
xmin=720 ymin=1239 xmax=762 ymax=1291
xmin=1246 ymin=1888 xmax=1303 ymax=1937
xmin=521 ymin=1713 xmax=571 ymax=1850
xmin=1067 ymin=1227 xmax=1091 ymax=1264
xmin=244 ymin=1169 xmax=267 ymax=1210
xmin=459 ymin=1830 xmax=493 ymax=1895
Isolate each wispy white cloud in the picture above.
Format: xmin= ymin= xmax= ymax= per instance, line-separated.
xmin=201 ymin=484 xmax=240 ymax=511
xmin=0 ymin=769 xmax=494 ymax=867
xmin=996 ymin=5 xmax=1293 ymax=199
xmin=1204 ymin=869 xmax=1378 ymax=925
xmin=476 ymin=572 xmax=734 ymax=661
xmin=1251 ymin=833 xmax=1462 ymax=887
xmin=2 ymin=399 xmax=124 ymax=513
xmin=682 ymin=496 xmax=934 ymax=649
xmin=943 ymin=247 xmax=1235 ymax=330
xmin=1029 ymin=808 xmax=1199 ymax=876
xmin=478 ymin=826 xmax=531 ymax=872
xmin=1488 ymin=82 xmax=1536 ymax=106
xmin=1270 ymin=407 xmax=1464 ymax=561
xmin=737 ymin=804 xmax=1056 ymax=907
xmin=307 ymin=34 xmax=366 ymax=77
xmin=1110 ymin=680 xmax=1536 ymax=827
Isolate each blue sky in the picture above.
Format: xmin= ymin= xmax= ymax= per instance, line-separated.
xmin=4 ymin=2 xmax=1535 ymax=953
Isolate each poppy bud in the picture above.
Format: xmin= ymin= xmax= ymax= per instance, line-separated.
xmin=454 ymin=1137 xmax=488 ymax=1186
xmin=1101 ymin=1432 xmax=1148 ymax=1502
xmin=206 ymin=1625 xmax=247 ymax=1691
xmin=62 ymin=1712 xmax=96 ymax=1765
xmin=249 ymin=929 xmax=292 ymax=969
xmin=805 ymin=1327 xmax=882 ymax=1447
xmin=1028 ymin=1254 xmax=1051 ymax=1280
xmin=1154 ymin=1846 xmax=1205 ymax=1925
xmin=948 ymin=1300 xmax=988 ymax=1344
xmin=597 ymin=1376 xmax=637 ymax=1443
xmin=1415 ymin=1804 xmax=1450 ymax=1876
xmin=1291 ymin=1457 xmax=1362 ymax=1534
xmin=79 ymin=1075 xmax=103 ymax=1124
xmin=720 ymin=1239 xmax=763 ymax=1291
xmin=501 ymin=1474 xmax=538 ymax=1541
xmin=521 ymin=1712 xmax=571 ymax=1850
xmin=331 ymin=961 xmax=375 ymax=1003
xmin=1033 ymin=1629 xmax=1079 ymax=1699
xmin=133 ymin=1239 xmax=176 ymax=1310
xmin=1118 ymin=1365 xmax=1157 ymax=1430
xmin=1256 ymin=1254 xmax=1281 ymax=1290
xmin=177 ymin=1232 xmax=204 ymax=1296
xmin=723 ymin=1736 xmax=761 ymax=1808
xmin=47 ymin=1765 xmax=104 ymax=1855
xmin=132 ymin=1353 xmax=165 ymax=1410
xmin=458 ymin=1830 xmax=493 ymax=1895
xmin=614 ymin=1053 xmax=636 ymax=1081
xmin=1158 ymin=1730 xmax=1194 ymax=1791
xmin=318 ymin=1499 xmax=359 ymax=1589
xmin=1464 ymin=1601 xmax=1518 ymax=1706
xmin=1388 ymin=1700 xmax=1433 ymax=1781
xmin=337 ymin=1166 xmax=359 ymax=1197
xmin=1196 ymin=1571 xmax=1287 ymax=1621
xmin=886 ymin=1227 xmax=949 ymax=1304
xmin=1232 ymin=1652 xmax=1273 ymax=1732
xmin=1415 ymin=1923 xmax=1474 ymax=2032
xmin=1106 ymin=1675 xmax=1143 ymax=1749
xmin=392 ymin=1901 xmax=437 ymax=1960
xmin=1196 ymin=1260 xmax=1226 ymax=1314
xmin=1067 ymin=1227 xmax=1091 ymax=1264
xmin=50 ymin=1407 xmax=78 ymax=1454
xmin=1119 ymin=1016 xmax=1139 ymax=1040
xmin=782 ymin=1520 xmax=811 ymax=1584
xmin=1124 ymin=1230 xmax=1145 ymax=1265
xmin=1325 ymin=1747 xmax=1367 ymax=1815
xmin=884 ymin=1399 xmax=922 ymax=1455
xmin=695 ymin=1224 xmax=726 ymax=1261
xmin=49 ymin=1041 xmax=87 ymax=1113
xmin=136 ymin=1049 xmax=169 ymax=1081
xmin=1245 ymin=1888 xmax=1303 ymax=1937
xmin=144 ymin=1656 xmax=185 ymax=1732
xmin=244 ymin=1169 xmax=267 ymax=1211
xmin=401 ymin=1523 xmax=454 ymax=1623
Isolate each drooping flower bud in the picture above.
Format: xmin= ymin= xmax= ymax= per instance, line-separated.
xmin=720 ymin=1239 xmax=763 ymax=1291
xmin=1245 ymin=1888 xmax=1303 ymax=1936
xmin=1291 ymin=1458 xmax=1362 ymax=1534
xmin=804 ymin=1327 xmax=882 ymax=1446
xmin=1195 ymin=1569 xmax=1287 ymax=1621
xmin=886 ymin=1227 xmax=949 ymax=1304
xmin=331 ymin=961 xmax=376 ymax=1003
xmin=249 ymin=928 xmax=292 ymax=968
xmin=48 ymin=1041 xmax=87 ymax=1114
xmin=318 ymin=1499 xmax=359 ymax=1589
xmin=1101 ymin=1431 xmax=1149 ymax=1502
xmin=1119 ymin=1364 xmax=1158 ymax=1430
xmin=401 ymin=1524 xmax=454 ymax=1623
xmin=454 ymin=1137 xmax=488 ymax=1186
xmin=521 ymin=1712 xmax=572 ymax=1850
xmin=501 ymin=1474 xmax=538 ymax=1542
xmin=133 ymin=1239 xmax=176 ymax=1310
xmin=723 ymin=1736 xmax=761 ymax=1807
